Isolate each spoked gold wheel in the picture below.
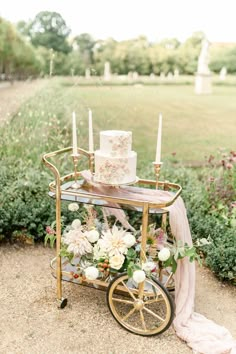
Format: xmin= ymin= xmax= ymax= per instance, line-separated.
xmin=106 ymin=272 xmax=174 ymax=336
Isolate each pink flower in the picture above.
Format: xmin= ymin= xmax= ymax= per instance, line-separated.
xmin=230 ymin=151 xmax=236 ymax=157
xmin=156 ymin=228 xmax=165 ymax=250
xmin=46 ymin=226 xmax=55 ymax=235
xmin=208 ymin=176 xmax=215 ymax=183
xmin=226 ymin=163 xmax=233 ymax=170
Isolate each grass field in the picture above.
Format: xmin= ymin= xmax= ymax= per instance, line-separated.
xmin=2 ymin=77 xmax=236 ymax=173
xmin=60 ymin=78 xmax=236 ymax=167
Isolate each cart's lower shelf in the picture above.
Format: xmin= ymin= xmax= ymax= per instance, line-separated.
xmin=50 ymin=257 xmax=175 ymax=292
xmin=51 ymin=257 xmax=175 ymax=336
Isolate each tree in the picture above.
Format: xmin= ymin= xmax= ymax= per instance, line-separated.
xmin=28 ymin=11 xmax=71 ymax=53
xmin=73 ymin=33 xmax=95 ymax=66
xmin=0 ymin=17 xmax=43 ymax=79
xmin=210 ymin=46 xmax=236 ymax=73
xmin=16 ymin=20 xmax=31 ymax=39
xmin=176 ymin=32 xmax=205 ymax=74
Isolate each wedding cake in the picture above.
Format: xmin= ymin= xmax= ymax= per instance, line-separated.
xmin=94 ymin=130 xmax=137 ymax=185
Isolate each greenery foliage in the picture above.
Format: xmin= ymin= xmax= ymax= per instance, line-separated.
xmin=0 ymin=17 xmax=43 ymax=79
xmin=161 ymin=153 xmax=236 ymax=283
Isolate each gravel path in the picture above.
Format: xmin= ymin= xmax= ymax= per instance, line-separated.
xmin=0 ymin=80 xmax=48 ymax=125
xmin=0 ymin=245 xmax=235 ymax=354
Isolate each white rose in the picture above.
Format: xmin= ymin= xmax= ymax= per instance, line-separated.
xmin=86 ymin=229 xmax=100 ymax=243
xmin=109 ymin=254 xmax=125 ymax=270
xmin=123 ymin=233 xmax=136 ymax=248
xmin=71 ymin=219 xmax=81 ymax=229
xmin=142 ymin=261 xmax=156 ymax=272
xmin=133 ymin=270 xmax=146 ymax=284
xmin=158 ymin=247 xmax=171 ymax=261
xmin=85 ymin=266 xmax=99 ymax=280
xmin=68 ymin=203 xmax=79 ymax=212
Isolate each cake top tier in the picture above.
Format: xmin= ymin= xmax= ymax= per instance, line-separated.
xmin=99 ymin=130 xmax=132 ymax=156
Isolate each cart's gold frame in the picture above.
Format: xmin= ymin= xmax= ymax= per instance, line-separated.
xmin=42 ymin=146 xmax=182 ymax=335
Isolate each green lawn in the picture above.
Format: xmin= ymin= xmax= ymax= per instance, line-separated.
xmin=3 ymin=78 xmax=236 ymax=172
xmin=62 ymin=80 xmax=236 ymax=166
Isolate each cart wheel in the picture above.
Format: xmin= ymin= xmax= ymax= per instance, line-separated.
xmin=106 ymin=272 xmax=174 ymax=336
xmin=57 ymin=298 xmax=68 ymax=309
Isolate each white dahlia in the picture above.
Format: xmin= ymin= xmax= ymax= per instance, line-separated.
xmin=98 ymin=225 xmax=128 ymax=256
xmin=63 ymin=229 xmax=93 ymax=256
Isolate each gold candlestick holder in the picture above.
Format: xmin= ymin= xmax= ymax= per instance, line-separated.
xmin=89 ymin=152 xmax=95 ymax=178
xmin=153 ymin=162 xmax=162 ymax=189
xmin=71 ymin=153 xmax=81 ymax=189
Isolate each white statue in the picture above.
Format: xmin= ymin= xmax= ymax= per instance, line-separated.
xmin=197 ymin=39 xmax=210 ymax=75
xmin=220 ymin=66 xmax=227 ymax=81
xmin=195 ymin=38 xmax=212 ymax=94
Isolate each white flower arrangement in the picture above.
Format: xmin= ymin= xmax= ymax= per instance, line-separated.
xmin=60 ymin=210 xmax=140 ymax=280
xmin=54 ymin=206 xmax=203 ymax=282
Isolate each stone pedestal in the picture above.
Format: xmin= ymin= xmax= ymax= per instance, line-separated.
xmin=85 ymin=68 xmax=91 ymax=79
xmin=195 ymin=73 xmax=212 ymax=94
xmin=104 ymin=61 xmax=111 ymax=81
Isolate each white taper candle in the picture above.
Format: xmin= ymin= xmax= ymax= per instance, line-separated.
xmin=88 ymin=109 xmax=94 ymax=151
xmin=72 ymin=111 xmax=78 ymax=155
xmin=155 ymin=113 xmax=162 ymax=163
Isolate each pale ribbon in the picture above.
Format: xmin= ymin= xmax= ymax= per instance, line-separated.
xmin=81 ymin=171 xmax=236 ymax=354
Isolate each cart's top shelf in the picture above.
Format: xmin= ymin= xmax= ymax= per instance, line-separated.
xmin=43 ymin=147 xmax=182 ymax=213
xmin=49 ymin=178 xmax=181 ymax=214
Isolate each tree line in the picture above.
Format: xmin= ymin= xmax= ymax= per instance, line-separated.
xmin=1 ymin=11 xmax=236 ymax=80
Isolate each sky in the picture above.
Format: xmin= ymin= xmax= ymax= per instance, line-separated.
xmin=1 ymin=0 xmax=236 ymax=43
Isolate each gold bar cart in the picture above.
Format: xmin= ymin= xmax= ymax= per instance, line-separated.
xmin=42 ymin=147 xmax=182 ymax=336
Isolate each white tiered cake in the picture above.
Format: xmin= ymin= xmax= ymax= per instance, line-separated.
xmin=94 ymin=130 xmax=137 ymax=185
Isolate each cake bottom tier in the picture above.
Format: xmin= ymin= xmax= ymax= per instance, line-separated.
xmin=94 ymin=151 xmax=137 ymax=185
